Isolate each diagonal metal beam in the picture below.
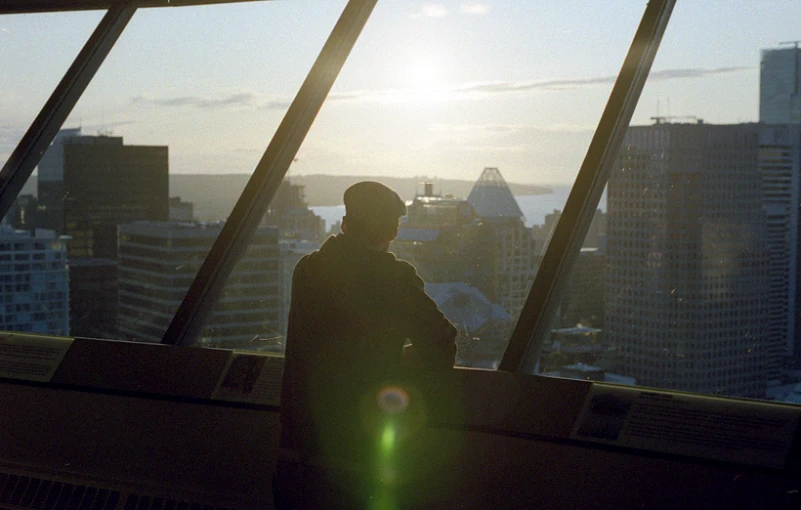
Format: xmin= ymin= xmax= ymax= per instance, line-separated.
xmin=0 ymin=0 xmax=266 ymax=15
xmin=0 ymin=4 xmax=135 ymax=221
xmin=161 ymin=0 xmax=378 ymax=346
xmin=499 ymin=0 xmax=676 ymax=373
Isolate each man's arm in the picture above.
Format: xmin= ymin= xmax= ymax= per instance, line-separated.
xmin=395 ymin=261 xmax=457 ymax=369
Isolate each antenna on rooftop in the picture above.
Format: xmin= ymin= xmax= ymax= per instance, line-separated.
xmin=779 ymin=40 xmax=801 ymax=49
xmin=650 ymin=115 xmax=703 ymax=125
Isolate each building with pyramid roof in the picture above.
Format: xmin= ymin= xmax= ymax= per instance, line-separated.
xmin=467 ymin=167 xmax=538 ymax=317
xmin=467 ymin=167 xmax=525 ymax=222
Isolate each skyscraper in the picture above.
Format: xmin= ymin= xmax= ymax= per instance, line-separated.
xmin=760 ymin=45 xmax=801 ymax=124
xmin=38 ymin=129 xmax=169 ymax=259
xmin=117 ymin=221 xmax=280 ymax=347
xmin=68 ymin=258 xmax=118 ymax=339
xmin=607 ymin=122 xmax=770 ymax=398
xmin=759 ymin=124 xmax=801 ymax=368
xmin=467 ymin=167 xmax=538 ymax=317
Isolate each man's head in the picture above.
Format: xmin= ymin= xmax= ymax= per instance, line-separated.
xmin=342 ymin=181 xmax=406 ymax=249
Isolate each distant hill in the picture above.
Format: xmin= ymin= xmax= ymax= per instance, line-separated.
xmin=169 ymin=174 xmax=552 ymax=221
xmin=18 ymin=173 xmax=552 ymax=222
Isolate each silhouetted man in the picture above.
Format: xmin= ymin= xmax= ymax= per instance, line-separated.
xmin=274 ymin=181 xmax=457 ymax=509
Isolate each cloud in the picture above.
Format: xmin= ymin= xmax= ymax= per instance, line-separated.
xmin=453 ymin=66 xmax=751 ymax=95
xmin=259 ymin=99 xmax=293 ymax=110
xmin=425 ymin=124 xmax=595 ymax=143
xmin=649 ymin=66 xmax=750 ymax=81
xmin=133 ymin=65 xmax=750 ymax=115
xmin=132 ymin=92 xmax=256 ymax=109
xmin=319 ymin=66 xmax=753 ymax=107
xmin=460 ymin=3 xmax=490 ymax=15
xmin=410 ymin=4 xmax=447 ymax=19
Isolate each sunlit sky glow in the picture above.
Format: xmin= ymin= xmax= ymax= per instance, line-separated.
xmin=1 ymin=1 xmax=800 ymax=184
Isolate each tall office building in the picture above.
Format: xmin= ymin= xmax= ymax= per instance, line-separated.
xmin=0 ymin=228 xmax=69 ymax=335
xmin=117 ymin=221 xmax=280 ymax=347
xmin=607 ymin=122 xmax=770 ymax=398
xmin=532 ymin=209 xmax=607 ymax=249
xmin=760 ymin=44 xmax=801 ymax=124
xmin=760 ymin=46 xmax=801 ymax=373
xmin=759 ymin=125 xmax=801 ymax=368
xmin=68 ymin=258 xmax=118 ymax=339
xmin=467 ymin=167 xmax=538 ymax=317
xmin=38 ymin=129 xmax=169 ymax=259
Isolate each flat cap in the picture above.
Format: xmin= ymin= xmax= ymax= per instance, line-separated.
xmin=344 ymin=181 xmax=407 ymax=222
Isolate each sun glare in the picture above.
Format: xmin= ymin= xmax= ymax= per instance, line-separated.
xmin=405 ymin=54 xmax=442 ymax=89
xmin=398 ymin=53 xmax=449 ymax=102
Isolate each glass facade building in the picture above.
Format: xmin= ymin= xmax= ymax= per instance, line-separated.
xmin=607 ymin=122 xmax=770 ymax=398
xmin=760 ymin=46 xmax=801 ymax=125
xmin=0 ymin=228 xmax=69 ymax=336
xmin=38 ymin=129 xmax=169 ymax=259
xmin=117 ymin=221 xmax=280 ymax=347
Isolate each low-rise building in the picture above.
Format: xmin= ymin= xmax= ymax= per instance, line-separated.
xmin=0 ymin=228 xmax=69 ymax=335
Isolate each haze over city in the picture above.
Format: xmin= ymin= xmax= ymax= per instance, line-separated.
xmin=2 ymin=0 xmax=800 ymax=185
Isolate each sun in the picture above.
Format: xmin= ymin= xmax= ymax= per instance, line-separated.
xmin=404 ymin=54 xmax=443 ymax=90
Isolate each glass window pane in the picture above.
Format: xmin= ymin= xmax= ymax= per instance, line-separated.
xmin=272 ymin=1 xmax=643 ymax=365
xmin=0 ymin=11 xmax=103 ymax=169
xmin=537 ymin=1 xmax=801 ymax=404
xmin=0 ymin=11 xmax=104 ymax=337
xmin=2 ymin=2 xmax=345 ymax=343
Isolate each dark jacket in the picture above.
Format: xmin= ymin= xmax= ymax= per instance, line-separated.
xmin=279 ymin=234 xmax=457 ymax=461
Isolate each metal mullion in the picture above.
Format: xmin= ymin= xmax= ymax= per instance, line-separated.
xmin=0 ymin=0 xmax=264 ymax=15
xmin=499 ymin=0 xmax=676 ymax=373
xmin=161 ymin=0 xmax=378 ymax=346
xmin=0 ymin=4 xmax=135 ymax=222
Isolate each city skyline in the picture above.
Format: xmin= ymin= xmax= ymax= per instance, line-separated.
xmin=2 ymin=1 xmax=800 ymax=186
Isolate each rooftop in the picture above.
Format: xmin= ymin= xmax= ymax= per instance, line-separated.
xmin=467 ymin=167 xmax=525 ymax=222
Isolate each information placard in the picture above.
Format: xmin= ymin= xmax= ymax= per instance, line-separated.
xmin=571 ymin=384 xmax=801 ymax=469
xmin=212 ymin=352 xmax=284 ymax=405
xmin=0 ymin=333 xmax=74 ymax=382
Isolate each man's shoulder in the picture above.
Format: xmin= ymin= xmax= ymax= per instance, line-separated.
xmin=293 ymin=251 xmax=315 ymax=272
xmin=389 ymin=256 xmax=416 ymax=276
xmin=382 ymin=254 xmax=423 ymax=286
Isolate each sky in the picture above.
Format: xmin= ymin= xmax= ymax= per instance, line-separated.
xmin=1 ymin=0 xmax=800 ymax=185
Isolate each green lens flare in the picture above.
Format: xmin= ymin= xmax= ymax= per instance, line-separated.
xmin=380 ymin=423 xmax=396 ymax=456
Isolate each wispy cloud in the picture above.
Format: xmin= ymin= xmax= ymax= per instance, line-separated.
xmin=454 ymin=66 xmax=751 ymax=95
xmin=461 ymin=3 xmax=490 ymax=15
xmin=132 ymin=92 xmax=256 ymax=109
xmin=410 ymin=4 xmax=448 ymax=19
xmin=427 ymin=123 xmax=593 ymax=136
xmin=259 ymin=99 xmax=293 ymax=110
xmin=128 ymin=66 xmax=751 ymax=114
xmin=316 ymin=66 xmax=753 ymax=107
xmin=649 ymin=67 xmax=750 ymax=80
